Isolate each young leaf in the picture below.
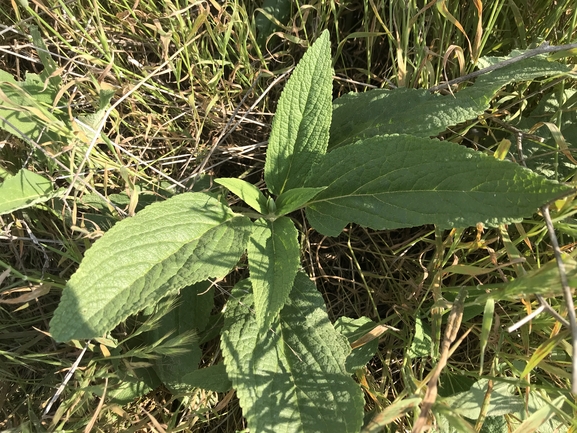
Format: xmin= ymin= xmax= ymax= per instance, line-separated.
xmin=275 ymin=186 xmax=326 ymax=216
xmin=304 ymin=135 xmax=573 ymax=236
xmin=264 ymin=30 xmax=332 ymax=195
xmin=221 ymin=274 xmax=364 ymax=433
xmin=329 ymin=52 xmax=575 ymax=150
xmin=215 ymin=177 xmax=268 ymax=214
xmin=49 ymin=192 xmax=252 ymax=342
xmin=0 ymin=168 xmax=60 ymax=215
xmin=248 ymin=217 xmax=300 ymax=329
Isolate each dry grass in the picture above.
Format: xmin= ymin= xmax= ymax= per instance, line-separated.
xmin=0 ymin=0 xmax=576 ymax=431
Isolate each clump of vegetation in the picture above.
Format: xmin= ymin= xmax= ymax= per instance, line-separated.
xmin=1 ymin=1 xmax=576 ymax=432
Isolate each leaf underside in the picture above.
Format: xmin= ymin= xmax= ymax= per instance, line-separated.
xmin=221 ymin=274 xmax=364 ymax=433
xmin=49 ymin=192 xmax=251 ymax=342
xmin=304 ymin=135 xmax=573 ymax=236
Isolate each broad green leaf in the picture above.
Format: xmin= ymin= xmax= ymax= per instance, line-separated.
xmin=221 ymin=274 xmax=364 ymax=433
xmin=215 ymin=177 xmax=269 ymax=214
xmin=275 ymin=186 xmax=326 ymax=216
xmin=0 ymin=70 xmax=69 ymax=144
xmin=510 ymin=399 xmax=560 ymax=433
xmin=442 ymin=379 xmax=524 ymax=420
xmin=304 ymin=135 xmax=573 ymax=236
xmin=264 ymin=30 xmax=332 ymax=195
xmin=329 ymin=52 xmax=575 ymax=150
xmin=255 ymin=0 xmax=292 ymax=49
xmin=435 ymin=406 xmax=476 ymax=433
xmin=510 ymin=394 xmax=567 ymax=433
xmin=144 ymin=281 xmax=214 ymax=392
xmin=334 ymin=316 xmax=380 ymax=372
xmin=49 ymin=192 xmax=252 ymax=342
xmin=248 ymin=217 xmax=300 ymax=329
xmin=179 ymin=363 xmax=232 ymax=392
xmin=0 ymin=168 xmax=60 ymax=215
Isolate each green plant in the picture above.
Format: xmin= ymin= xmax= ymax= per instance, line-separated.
xmin=44 ymin=30 xmax=576 ymax=432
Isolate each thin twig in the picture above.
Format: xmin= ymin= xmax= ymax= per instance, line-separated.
xmin=507 ymin=305 xmax=546 ymax=333
xmin=541 ymin=205 xmax=577 ymax=394
xmin=42 ymin=340 xmax=90 ymax=418
xmin=429 ymin=42 xmax=577 ymax=93
xmin=412 ymin=288 xmax=467 ymax=433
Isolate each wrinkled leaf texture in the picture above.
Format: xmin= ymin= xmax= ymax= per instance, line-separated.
xmin=50 ymin=192 xmax=251 ymax=342
xmin=221 ymin=274 xmax=364 ymax=433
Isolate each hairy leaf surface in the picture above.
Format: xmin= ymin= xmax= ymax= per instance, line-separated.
xmin=264 ymin=30 xmax=332 ymax=194
xmin=50 ymin=192 xmax=251 ymax=342
xmin=248 ymin=217 xmax=300 ymax=329
xmin=221 ymin=275 xmax=364 ymax=433
xmin=305 ymin=135 xmax=573 ymax=236
xmin=330 ymin=53 xmax=575 ymax=149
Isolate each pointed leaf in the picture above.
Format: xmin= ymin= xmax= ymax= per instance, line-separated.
xmin=49 ymin=192 xmax=252 ymax=342
xmin=30 ymin=25 xmax=61 ymax=88
xmin=304 ymin=135 xmax=573 ymax=236
xmin=215 ymin=177 xmax=268 ymax=214
xmin=221 ymin=274 xmax=364 ymax=433
xmin=330 ymin=52 xmax=575 ymax=149
xmin=248 ymin=217 xmax=300 ymax=329
xmin=0 ymin=168 xmax=61 ymax=215
xmin=275 ymin=186 xmax=326 ymax=216
xmin=264 ymin=30 xmax=332 ymax=194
